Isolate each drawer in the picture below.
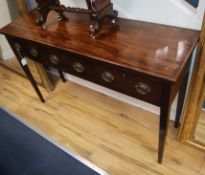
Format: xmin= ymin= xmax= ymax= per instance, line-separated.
xmin=41 ymin=45 xmax=94 ymax=81
xmin=12 ymin=37 xmax=94 ymax=81
xmin=92 ymin=61 xmax=162 ymax=106
xmin=10 ymin=36 xmax=162 ymax=106
xmin=12 ymin=38 xmax=42 ymax=62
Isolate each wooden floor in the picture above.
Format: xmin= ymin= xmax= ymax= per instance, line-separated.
xmin=0 ymin=58 xmax=61 ymax=89
xmin=0 ymin=64 xmax=205 ymax=175
xmin=0 ymin=58 xmax=42 ymax=84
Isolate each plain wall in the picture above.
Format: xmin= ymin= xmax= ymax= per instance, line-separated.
xmin=113 ymin=0 xmax=204 ymax=30
xmin=0 ymin=1 xmax=12 ymax=59
xmin=0 ymin=0 xmax=20 ymax=60
xmin=27 ymin=0 xmax=204 ymax=29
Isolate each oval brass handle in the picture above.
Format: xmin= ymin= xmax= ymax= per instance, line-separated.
xmin=135 ymin=82 xmax=151 ymax=95
xmin=30 ymin=48 xmax=39 ymax=57
xmin=14 ymin=43 xmax=21 ymax=51
xmin=50 ymin=55 xmax=60 ymax=64
xmin=73 ymin=62 xmax=84 ymax=73
xmin=101 ymin=71 xmax=115 ymax=83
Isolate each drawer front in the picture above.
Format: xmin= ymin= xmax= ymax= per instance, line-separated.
xmin=41 ymin=45 xmax=94 ymax=81
xmin=12 ymin=38 xmax=41 ymax=62
xmin=92 ymin=61 xmax=162 ymax=106
xmin=10 ymin=37 xmax=161 ymax=106
xmin=12 ymin=37 xmax=94 ymax=81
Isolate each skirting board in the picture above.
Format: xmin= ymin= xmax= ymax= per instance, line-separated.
xmin=0 ymin=50 xmax=14 ymax=60
xmin=64 ymin=73 xmax=178 ymax=121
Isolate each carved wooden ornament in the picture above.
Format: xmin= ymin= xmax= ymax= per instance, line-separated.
xmin=35 ymin=0 xmax=118 ymax=39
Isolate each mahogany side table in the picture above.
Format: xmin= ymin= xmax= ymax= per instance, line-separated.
xmin=0 ymin=10 xmax=199 ymax=163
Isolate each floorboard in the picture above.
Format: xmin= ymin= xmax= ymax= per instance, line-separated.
xmin=0 ymin=64 xmax=205 ymax=175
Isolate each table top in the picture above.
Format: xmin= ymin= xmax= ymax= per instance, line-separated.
xmin=0 ymin=10 xmax=199 ymax=82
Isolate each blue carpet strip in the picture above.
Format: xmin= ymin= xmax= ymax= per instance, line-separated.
xmin=0 ymin=108 xmax=108 ymax=175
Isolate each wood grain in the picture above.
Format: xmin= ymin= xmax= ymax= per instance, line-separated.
xmin=178 ymin=13 xmax=205 ymax=151
xmin=0 ymin=10 xmax=199 ymax=82
xmin=0 ymin=8 xmax=200 ymax=165
xmin=0 ymin=58 xmax=42 ymax=84
xmin=0 ymin=58 xmax=59 ymax=88
xmin=0 ymin=65 xmax=204 ymax=175
xmin=200 ymin=158 xmax=205 ymax=175
xmin=195 ymin=109 xmax=205 ymax=144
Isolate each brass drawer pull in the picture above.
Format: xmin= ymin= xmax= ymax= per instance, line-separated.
xmin=14 ymin=43 xmax=21 ymax=51
xmin=73 ymin=62 xmax=84 ymax=73
xmin=101 ymin=71 xmax=114 ymax=83
xmin=135 ymin=82 xmax=151 ymax=95
xmin=50 ymin=55 xmax=60 ymax=64
xmin=30 ymin=48 xmax=39 ymax=57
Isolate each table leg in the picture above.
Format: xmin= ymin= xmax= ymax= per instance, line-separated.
xmin=174 ymin=73 xmax=189 ymax=128
xmin=20 ymin=60 xmax=45 ymax=103
xmin=7 ymin=38 xmax=45 ymax=103
xmin=35 ymin=62 xmax=54 ymax=91
xmin=158 ymin=84 xmax=172 ymax=163
xmin=58 ymin=70 xmax=66 ymax=82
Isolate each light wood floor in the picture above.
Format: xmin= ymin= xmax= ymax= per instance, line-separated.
xmin=0 ymin=58 xmax=59 ymax=87
xmin=0 ymin=58 xmax=42 ymax=84
xmin=0 ymin=64 xmax=205 ymax=175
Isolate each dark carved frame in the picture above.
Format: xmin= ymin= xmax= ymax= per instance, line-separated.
xmin=35 ymin=0 xmax=118 ymax=38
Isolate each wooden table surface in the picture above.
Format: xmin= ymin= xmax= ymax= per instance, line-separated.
xmin=0 ymin=10 xmax=199 ymax=82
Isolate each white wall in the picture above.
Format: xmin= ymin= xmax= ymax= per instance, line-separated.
xmin=113 ymin=0 xmax=204 ymax=30
xmin=0 ymin=1 xmax=13 ymax=60
xmin=59 ymin=0 xmax=204 ymax=29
